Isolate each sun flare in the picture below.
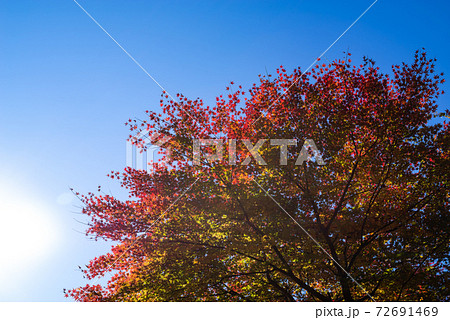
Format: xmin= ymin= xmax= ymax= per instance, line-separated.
xmin=0 ymin=181 xmax=60 ymax=289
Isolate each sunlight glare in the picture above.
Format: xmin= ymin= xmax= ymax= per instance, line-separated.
xmin=0 ymin=181 xmax=61 ymax=290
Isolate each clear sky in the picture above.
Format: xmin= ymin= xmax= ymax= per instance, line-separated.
xmin=0 ymin=0 xmax=449 ymax=301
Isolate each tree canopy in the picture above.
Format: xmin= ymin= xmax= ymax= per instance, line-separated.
xmin=67 ymin=51 xmax=449 ymax=301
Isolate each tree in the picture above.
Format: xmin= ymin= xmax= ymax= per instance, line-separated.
xmin=66 ymin=50 xmax=449 ymax=301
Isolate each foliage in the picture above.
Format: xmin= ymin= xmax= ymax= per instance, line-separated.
xmin=67 ymin=50 xmax=449 ymax=301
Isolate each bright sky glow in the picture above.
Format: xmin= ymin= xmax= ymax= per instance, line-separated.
xmin=0 ymin=180 xmax=61 ymax=293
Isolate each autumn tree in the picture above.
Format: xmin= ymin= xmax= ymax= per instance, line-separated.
xmin=67 ymin=50 xmax=449 ymax=301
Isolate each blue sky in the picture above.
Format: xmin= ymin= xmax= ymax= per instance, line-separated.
xmin=0 ymin=0 xmax=449 ymax=301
